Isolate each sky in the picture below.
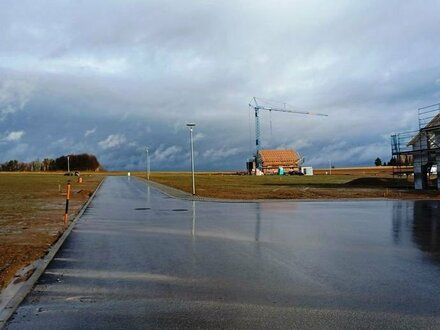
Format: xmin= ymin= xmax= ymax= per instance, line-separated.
xmin=1 ymin=0 xmax=440 ymax=171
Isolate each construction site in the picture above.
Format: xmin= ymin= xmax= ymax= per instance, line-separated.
xmin=391 ymin=102 xmax=440 ymax=190
xmin=246 ymin=97 xmax=327 ymax=176
xmin=245 ymin=97 xmax=440 ymax=192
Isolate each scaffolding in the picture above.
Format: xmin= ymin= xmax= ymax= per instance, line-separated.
xmin=391 ymin=103 xmax=440 ymax=189
xmin=418 ymin=103 xmax=440 ymax=155
xmin=390 ymin=130 xmax=416 ymax=176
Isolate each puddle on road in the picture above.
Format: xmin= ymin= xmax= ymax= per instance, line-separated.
xmin=66 ymin=296 xmax=99 ymax=303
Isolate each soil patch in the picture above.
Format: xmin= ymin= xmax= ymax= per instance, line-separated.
xmin=0 ymin=173 xmax=103 ymax=289
xmin=345 ymin=177 xmax=410 ymax=187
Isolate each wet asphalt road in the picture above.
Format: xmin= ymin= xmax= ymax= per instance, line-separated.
xmin=6 ymin=176 xmax=440 ymax=329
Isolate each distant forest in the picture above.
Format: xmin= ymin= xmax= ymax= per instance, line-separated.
xmin=0 ymin=154 xmax=102 ymax=172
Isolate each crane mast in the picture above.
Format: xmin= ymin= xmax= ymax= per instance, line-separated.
xmin=249 ymin=97 xmax=328 ymax=170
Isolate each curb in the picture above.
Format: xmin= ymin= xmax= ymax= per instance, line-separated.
xmin=0 ymin=177 xmax=106 ymax=329
xmin=142 ymin=178 xmax=395 ymax=204
xmin=142 ymin=178 xmax=260 ymax=203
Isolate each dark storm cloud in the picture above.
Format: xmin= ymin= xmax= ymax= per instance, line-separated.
xmin=1 ymin=0 xmax=440 ymax=169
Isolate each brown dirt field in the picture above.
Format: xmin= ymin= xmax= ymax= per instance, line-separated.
xmin=0 ymin=173 xmax=103 ymax=289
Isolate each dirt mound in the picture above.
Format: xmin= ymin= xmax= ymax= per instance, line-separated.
xmin=345 ymin=177 xmax=397 ymax=187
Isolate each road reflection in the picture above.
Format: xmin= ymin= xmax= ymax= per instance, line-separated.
xmin=190 ymin=201 xmax=268 ymax=243
xmin=393 ymin=201 xmax=440 ymax=263
xmin=192 ymin=200 xmax=196 ymax=238
xmin=413 ymin=201 xmax=440 ymax=261
xmin=255 ymin=203 xmax=261 ymax=242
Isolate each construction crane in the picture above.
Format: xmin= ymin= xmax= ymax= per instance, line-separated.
xmin=249 ymin=97 xmax=328 ymax=170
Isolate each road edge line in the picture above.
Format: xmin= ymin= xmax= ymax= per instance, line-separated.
xmin=0 ymin=177 xmax=106 ymax=329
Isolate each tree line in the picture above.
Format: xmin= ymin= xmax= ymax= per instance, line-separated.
xmin=0 ymin=154 xmax=102 ymax=172
xmin=375 ymin=155 xmax=413 ymax=166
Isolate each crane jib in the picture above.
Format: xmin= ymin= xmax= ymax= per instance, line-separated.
xmin=249 ymin=97 xmax=328 ymax=171
xmin=256 ymin=106 xmax=327 ymax=117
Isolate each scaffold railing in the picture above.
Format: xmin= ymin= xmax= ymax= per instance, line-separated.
xmin=418 ymin=102 xmax=440 ymax=130
xmin=391 ymin=102 xmax=440 ymax=184
xmin=391 ymin=131 xmax=418 ymax=155
xmin=391 ymin=102 xmax=440 ymax=156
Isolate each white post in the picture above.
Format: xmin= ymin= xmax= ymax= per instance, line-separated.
xmin=67 ymin=156 xmax=70 ymax=173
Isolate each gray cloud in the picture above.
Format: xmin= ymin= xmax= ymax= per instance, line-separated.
xmin=152 ymin=145 xmax=183 ymax=163
xmin=0 ymin=79 xmax=34 ymax=120
xmin=84 ymin=128 xmax=96 ymax=138
xmin=1 ymin=1 xmax=439 ymax=169
xmin=98 ymin=134 xmax=127 ymax=150
xmin=2 ymin=130 xmax=25 ymax=142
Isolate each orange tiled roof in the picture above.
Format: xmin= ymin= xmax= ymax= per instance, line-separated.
xmin=258 ymin=149 xmax=300 ymax=166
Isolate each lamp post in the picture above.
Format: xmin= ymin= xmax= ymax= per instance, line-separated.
xmin=145 ymin=146 xmax=150 ymax=180
xmin=186 ymin=123 xmax=196 ymax=195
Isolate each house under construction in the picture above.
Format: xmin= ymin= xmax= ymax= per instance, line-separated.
xmin=247 ymin=149 xmax=301 ymax=175
xmin=391 ymin=103 xmax=440 ymax=190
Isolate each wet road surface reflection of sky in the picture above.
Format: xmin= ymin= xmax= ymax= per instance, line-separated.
xmin=7 ymin=177 xmax=440 ymax=329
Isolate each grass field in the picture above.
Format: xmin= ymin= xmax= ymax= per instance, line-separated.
xmin=0 ymin=172 xmax=103 ymax=289
xmin=134 ymin=171 xmax=438 ymax=200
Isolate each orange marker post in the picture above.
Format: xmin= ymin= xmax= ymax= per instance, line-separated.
xmin=63 ymin=180 xmax=71 ymax=226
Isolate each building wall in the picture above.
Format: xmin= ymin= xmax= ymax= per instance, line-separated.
xmin=437 ymin=152 xmax=440 ymax=190
xmin=413 ymin=152 xmax=428 ymax=190
xmin=413 ymin=150 xmax=439 ymax=190
xmin=261 ymin=164 xmax=299 ymax=175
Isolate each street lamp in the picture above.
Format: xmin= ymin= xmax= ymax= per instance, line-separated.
xmin=145 ymin=146 xmax=150 ymax=180
xmin=186 ymin=123 xmax=196 ymax=195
